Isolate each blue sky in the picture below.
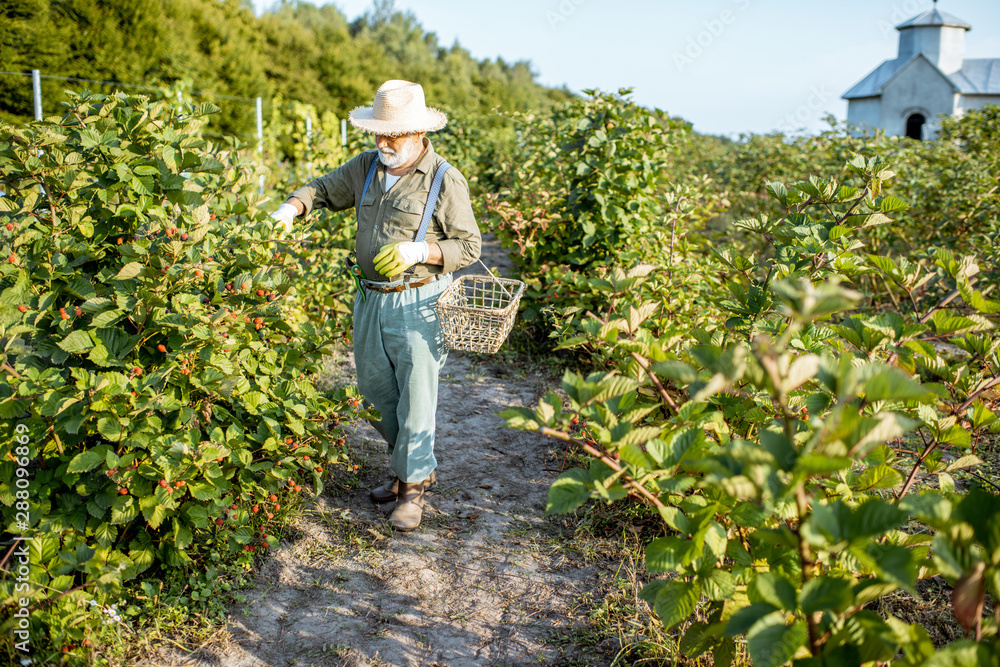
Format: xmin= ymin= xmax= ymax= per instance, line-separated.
xmin=253 ymin=0 xmax=1000 ymax=137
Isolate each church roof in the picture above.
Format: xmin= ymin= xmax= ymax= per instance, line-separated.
xmin=843 ymin=56 xmax=1000 ymax=99
xmin=951 ymin=59 xmax=1000 ymax=94
xmin=896 ymin=8 xmax=971 ymax=30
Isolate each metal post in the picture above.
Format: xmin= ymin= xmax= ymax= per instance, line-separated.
xmin=256 ymin=97 xmax=264 ymax=194
xmin=341 ymin=119 xmax=347 ymax=147
xmin=305 ymin=114 xmax=313 ymax=173
xmin=32 ymin=70 xmax=42 ymax=120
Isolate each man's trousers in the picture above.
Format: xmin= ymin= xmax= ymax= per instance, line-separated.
xmin=352 ymin=275 xmax=452 ymax=483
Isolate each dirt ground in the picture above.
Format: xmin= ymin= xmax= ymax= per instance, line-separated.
xmin=137 ymin=238 xmax=629 ymax=667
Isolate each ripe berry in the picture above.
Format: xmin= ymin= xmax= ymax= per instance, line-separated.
xmin=293 ymin=485 xmax=302 ymax=493
xmin=252 ymin=505 xmax=259 ymax=513
xmin=215 ymin=518 xmax=224 ymax=526
xmin=158 ymin=344 xmax=166 ymax=352
xmin=274 ymin=504 xmax=280 ymax=511
xmin=7 ymin=253 xmax=16 ymax=264
xmin=119 ymin=488 xmax=128 ymax=495
xmin=60 ymin=309 xmax=69 ymax=320
xmin=75 ymin=306 xmax=82 ymax=316
xmin=244 ymin=316 xmax=251 ymax=323
xmin=17 ymin=305 xmax=26 ymax=313
xmin=255 ymin=317 xmax=264 ymax=325
xmin=303 ymin=456 xmax=309 ymax=462
xmin=180 ymin=233 xmax=189 ymax=241
xmin=256 ymin=289 xmax=265 ymax=297
xmin=261 ymin=542 xmax=269 ymax=549
xmin=315 ymin=466 xmax=322 ymax=473
xmin=266 ymin=512 xmax=274 ymax=519
xmin=116 ymin=237 xmax=123 ymax=244
xmin=217 ymin=457 xmax=224 ymax=463
xmin=5 ymin=223 xmax=12 ymax=231
xmin=159 ymin=479 xmax=168 ymax=487
xmin=269 ymin=494 xmax=277 ymax=502
xmin=231 ymin=504 xmax=237 ymax=510
xmin=195 ymin=269 xmax=203 ymax=278
xmin=133 ymin=367 xmax=142 ymax=375
xmin=285 ymin=438 xmax=293 ymax=444
xmin=209 ymin=214 xmax=216 ymax=220
xmin=166 ymin=487 xmax=173 ymax=495
xmin=242 ymin=283 xmax=250 ymax=290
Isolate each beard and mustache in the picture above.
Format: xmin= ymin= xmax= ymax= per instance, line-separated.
xmin=378 ymin=139 xmax=421 ymax=169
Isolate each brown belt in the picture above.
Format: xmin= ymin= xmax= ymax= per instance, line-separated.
xmin=363 ymin=274 xmax=443 ymax=293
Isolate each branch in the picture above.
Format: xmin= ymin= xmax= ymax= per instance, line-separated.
xmin=539 ymin=426 xmax=665 ymax=509
xmin=630 ymin=352 xmax=678 ymax=415
xmin=896 ymin=433 xmax=938 ymax=501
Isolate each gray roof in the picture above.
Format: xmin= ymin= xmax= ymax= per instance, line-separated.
xmin=951 ymin=59 xmax=1000 ymax=94
xmin=844 ymin=55 xmax=1000 ymax=99
xmin=896 ymin=8 xmax=971 ymax=30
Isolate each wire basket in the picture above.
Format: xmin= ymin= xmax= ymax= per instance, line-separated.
xmin=436 ymin=268 xmax=525 ymax=354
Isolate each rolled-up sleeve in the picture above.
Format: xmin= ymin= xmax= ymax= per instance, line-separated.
xmin=432 ymin=169 xmax=481 ymax=274
xmin=289 ymin=151 xmax=374 ymax=215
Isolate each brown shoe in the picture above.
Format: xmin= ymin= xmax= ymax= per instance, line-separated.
xmin=370 ymin=470 xmax=435 ymax=503
xmin=389 ymin=478 xmax=428 ymax=532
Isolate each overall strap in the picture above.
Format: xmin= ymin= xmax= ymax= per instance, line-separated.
xmin=414 ymin=161 xmax=451 ymax=243
xmin=357 ymin=152 xmax=380 ymax=221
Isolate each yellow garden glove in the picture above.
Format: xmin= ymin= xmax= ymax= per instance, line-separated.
xmin=269 ymin=203 xmax=298 ymax=238
xmin=373 ymin=242 xmax=429 ymax=278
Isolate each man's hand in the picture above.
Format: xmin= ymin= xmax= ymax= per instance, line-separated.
xmin=373 ymin=242 xmax=429 ymax=277
xmin=270 ymin=203 xmax=299 ymax=236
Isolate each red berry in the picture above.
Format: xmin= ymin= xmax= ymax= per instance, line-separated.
xmin=158 ymin=344 xmax=166 ymax=352
xmin=180 ymin=233 xmax=189 ymax=241
xmin=303 ymin=456 xmax=309 ymax=462
xmin=159 ymin=479 xmax=168 ymax=487
xmin=252 ymin=505 xmax=259 ymax=513
xmin=7 ymin=253 xmax=16 ymax=264
xmin=17 ymin=305 xmax=26 ymax=313
xmin=60 ymin=310 xmax=69 ymax=320
xmin=267 ymin=512 xmax=274 ymax=519
xmin=166 ymin=487 xmax=173 ymax=494
xmin=231 ymin=504 xmax=237 ymax=510
xmin=5 ymin=223 xmax=13 ymax=231
xmin=195 ymin=269 xmax=203 ymax=278
xmin=274 ymin=504 xmax=280 ymax=511
xmin=75 ymin=306 xmax=82 ymax=316
xmin=215 ymin=518 xmax=224 ymax=526
xmin=269 ymin=494 xmax=277 ymax=502
xmin=119 ymin=488 xmax=128 ymax=495
xmin=209 ymin=214 xmax=216 ymax=220
xmin=133 ymin=367 xmax=142 ymax=375
xmin=242 ymin=283 xmax=250 ymax=290
xmin=294 ymin=485 xmax=302 ymax=493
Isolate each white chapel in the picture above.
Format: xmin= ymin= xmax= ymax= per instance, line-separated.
xmin=843 ymin=2 xmax=1000 ymax=139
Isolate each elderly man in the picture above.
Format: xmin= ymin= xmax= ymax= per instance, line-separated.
xmin=271 ymin=80 xmax=481 ymax=531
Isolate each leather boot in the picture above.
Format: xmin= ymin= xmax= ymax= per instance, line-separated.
xmin=389 ymin=478 xmax=428 ymax=532
xmin=370 ymin=470 xmax=435 ymax=503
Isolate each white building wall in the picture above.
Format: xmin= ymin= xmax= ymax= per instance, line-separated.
xmin=847 ymin=97 xmax=882 ymax=133
xmin=880 ymin=58 xmax=957 ymax=138
xmin=898 ymin=26 xmax=967 ymax=73
xmin=957 ymin=95 xmax=1000 ymax=113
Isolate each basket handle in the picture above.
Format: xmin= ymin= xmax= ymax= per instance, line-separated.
xmin=475 ymin=258 xmax=515 ymax=301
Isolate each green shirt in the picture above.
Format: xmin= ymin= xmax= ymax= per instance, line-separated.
xmin=289 ymin=139 xmax=482 ymax=282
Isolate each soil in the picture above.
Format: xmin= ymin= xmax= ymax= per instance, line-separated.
xmin=136 ymin=237 xmax=625 ymax=667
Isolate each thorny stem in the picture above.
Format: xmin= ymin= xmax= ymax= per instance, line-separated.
xmin=629 ymin=352 xmax=678 ymax=415
xmin=896 ymin=430 xmax=939 ymax=501
xmin=538 ymin=426 xmax=665 ymax=509
xmin=793 ymin=479 xmax=823 ymax=657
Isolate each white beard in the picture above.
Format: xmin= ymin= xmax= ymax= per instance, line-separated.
xmin=378 ymin=140 xmax=420 ymax=169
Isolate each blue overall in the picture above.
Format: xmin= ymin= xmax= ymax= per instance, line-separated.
xmin=353 ymin=159 xmax=452 ymax=484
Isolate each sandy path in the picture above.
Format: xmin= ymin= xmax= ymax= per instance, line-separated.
xmin=138 ymin=237 xmax=616 ymax=667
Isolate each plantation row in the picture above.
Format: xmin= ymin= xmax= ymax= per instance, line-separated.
xmin=493 ymin=94 xmax=1000 ymax=664
xmin=1 ymin=89 xmax=999 ymax=665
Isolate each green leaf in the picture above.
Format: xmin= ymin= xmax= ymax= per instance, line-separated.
xmin=57 ymin=330 xmax=95 ymax=354
xmin=845 ymin=499 xmax=907 ymax=541
xmin=700 ymin=569 xmax=736 ymax=601
xmin=115 ymin=262 xmax=144 ymax=280
xmin=67 ymin=445 xmax=112 ymax=473
xmin=860 ymin=365 xmax=929 ymax=402
xmin=546 ymin=469 xmax=591 ymax=515
xmin=646 ymin=536 xmax=698 ymax=573
xmin=799 ymin=575 xmax=853 ymax=614
xmin=639 ymin=579 xmax=701 ymax=629
xmin=855 ymin=464 xmax=904 ymax=491
xmin=748 ymin=572 xmax=797 ymax=611
xmin=746 ymin=615 xmax=807 ymax=667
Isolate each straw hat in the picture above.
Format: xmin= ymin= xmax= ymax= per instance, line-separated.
xmin=348 ymin=80 xmax=447 ymax=137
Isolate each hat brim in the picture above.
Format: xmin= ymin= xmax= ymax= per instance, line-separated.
xmin=347 ymin=106 xmax=448 ymax=136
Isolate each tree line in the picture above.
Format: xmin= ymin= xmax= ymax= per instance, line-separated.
xmin=0 ymin=0 xmax=571 ymax=132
